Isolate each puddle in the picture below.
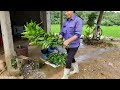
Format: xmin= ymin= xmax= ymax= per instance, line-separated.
xmin=75 ymin=47 xmax=115 ymax=62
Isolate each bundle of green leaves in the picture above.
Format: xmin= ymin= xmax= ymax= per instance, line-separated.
xmin=47 ymin=53 xmax=67 ymax=67
xmin=22 ymin=21 xmax=67 ymax=67
xmin=22 ymin=20 xmax=63 ymax=49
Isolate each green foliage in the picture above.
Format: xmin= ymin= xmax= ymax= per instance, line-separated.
xmin=82 ymin=12 xmax=98 ymax=43
xmin=11 ymin=57 xmax=17 ymax=69
xmin=83 ymin=29 xmax=93 ymax=44
xmin=51 ymin=11 xmax=61 ymax=24
xmin=86 ymin=12 xmax=98 ymax=29
xmin=51 ymin=11 xmax=120 ymax=26
xmin=51 ymin=25 xmax=120 ymax=38
xmin=101 ymin=11 xmax=120 ymax=26
xmin=22 ymin=20 xmax=45 ymax=43
xmin=47 ymin=53 xmax=67 ymax=67
xmin=22 ymin=20 xmax=64 ymax=49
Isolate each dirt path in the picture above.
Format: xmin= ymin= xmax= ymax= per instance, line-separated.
xmin=47 ymin=42 xmax=120 ymax=79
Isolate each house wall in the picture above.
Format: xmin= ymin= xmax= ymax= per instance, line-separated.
xmin=9 ymin=11 xmax=41 ymax=36
xmin=10 ymin=11 xmax=41 ymax=26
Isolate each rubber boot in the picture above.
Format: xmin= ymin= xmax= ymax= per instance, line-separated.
xmin=61 ymin=68 xmax=70 ymax=79
xmin=70 ymin=62 xmax=79 ymax=75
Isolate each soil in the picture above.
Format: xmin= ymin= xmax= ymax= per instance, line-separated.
xmin=0 ymin=38 xmax=120 ymax=79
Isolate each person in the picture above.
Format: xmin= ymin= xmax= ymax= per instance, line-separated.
xmin=41 ymin=46 xmax=60 ymax=59
xmin=59 ymin=11 xmax=84 ymax=79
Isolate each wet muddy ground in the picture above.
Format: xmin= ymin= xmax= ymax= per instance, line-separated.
xmin=0 ymin=38 xmax=120 ymax=79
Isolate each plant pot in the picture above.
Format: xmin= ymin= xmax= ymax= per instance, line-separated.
xmin=16 ymin=45 xmax=28 ymax=57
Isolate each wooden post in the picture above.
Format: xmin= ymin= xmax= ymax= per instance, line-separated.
xmin=60 ymin=11 xmax=63 ymax=30
xmin=0 ymin=11 xmax=16 ymax=71
xmin=40 ymin=11 xmax=51 ymax=32
xmin=40 ymin=11 xmax=46 ymax=32
xmin=46 ymin=11 xmax=51 ymax=32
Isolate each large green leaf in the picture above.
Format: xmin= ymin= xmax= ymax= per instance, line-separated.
xmin=22 ymin=20 xmax=64 ymax=49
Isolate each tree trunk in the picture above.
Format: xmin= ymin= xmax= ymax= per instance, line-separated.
xmin=97 ymin=11 xmax=104 ymax=25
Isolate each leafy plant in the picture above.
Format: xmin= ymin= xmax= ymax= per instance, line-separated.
xmin=47 ymin=53 xmax=67 ymax=67
xmin=22 ymin=20 xmax=64 ymax=49
xmin=11 ymin=57 xmax=17 ymax=69
xmin=86 ymin=12 xmax=97 ymax=29
xmin=83 ymin=31 xmax=91 ymax=45
xmin=21 ymin=20 xmax=67 ymax=67
xmin=83 ymin=12 xmax=98 ymax=44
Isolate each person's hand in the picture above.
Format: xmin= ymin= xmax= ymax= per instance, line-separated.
xmin=63 ymin=40 xmax=70 ymax=47
xmin=59 ymin=35 xmax=62 ymax=39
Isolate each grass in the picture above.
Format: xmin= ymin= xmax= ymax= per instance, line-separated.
xmin=51 ymin=24 xmax=61 ymax=33
xmin=51 ymin=24 xmax=120 ymax=38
